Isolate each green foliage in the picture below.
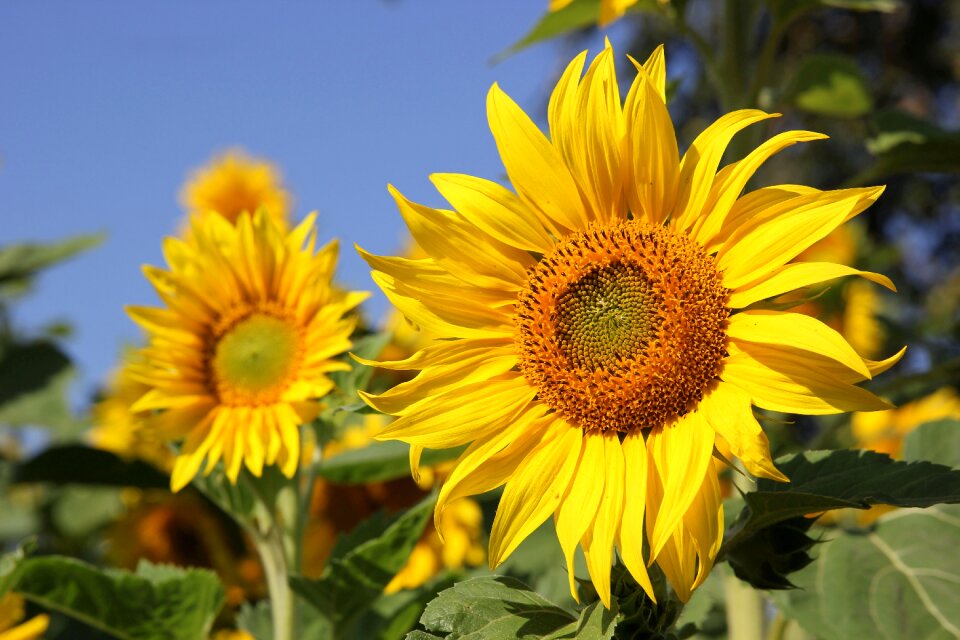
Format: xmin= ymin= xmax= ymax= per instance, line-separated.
xmin=775 ymin=504 xmax=960 ymax=639
xmin=413 ymin=576 xmax=578 ymax=639
xmin=497 ymin=0 xmax=661 ymax=60
xmin=857 ymin=110 xmax=960 ymax=181
xmin=328 ymin=332 xmax=392 ymax=406
xmin=721 ymin=449 xmax=960 ymax=588
xmin=785 ymin=54 xmax=873 ymax=118
xmin=765 ymin=0 xmax=900 ymax=24
xmin=0 ymin=234 xmax=103 ymax=295
xmin=0 ymin=341 xmax=80 ymax=435
xmin=1 ymin=555 xmax=224 ymax=640
xmin=316 ymin=440 xmax=463 ymax=484
xmin=13 ymin=444 xmax=169 ymax=488
xmin=291 ymin=494 xmax=434 ymax=631
xmin=903 ymin=419 xmax=960 ymax=469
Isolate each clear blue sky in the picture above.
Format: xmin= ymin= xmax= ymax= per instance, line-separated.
xmin=0 ymin=2 xmax=628 ymax=401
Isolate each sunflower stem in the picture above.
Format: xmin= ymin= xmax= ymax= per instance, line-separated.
xmin=724 ymin=573 xmax=765 ymax=640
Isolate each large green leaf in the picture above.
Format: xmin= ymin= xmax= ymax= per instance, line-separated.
xmin=721 ymin=449 xmax=960 ymax=587
xmin=13 ymin=445 xmax=169 ymax=488
xmin=315 ymin=440 xmax=463 ymax=485
xmin=0 ymin=234 xmax=103 ymax=290
xmin=1 ymin=556 xmax=224 ymax=640
xmin=785 ymin=54 xmax=873 ymax=118
xmin=413 ymin=576 xmax=579 ymax=640
xmin=291 ymin=494 xmax=434 ymax=629
xmin=903 ymin=419 xmax=960 ymax=469
xmin=775 ymin=504 xmax=960 ymax=639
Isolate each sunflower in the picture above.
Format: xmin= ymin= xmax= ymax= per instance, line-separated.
xmin=549 ymin=0 xmax=666 ymax=26
xmin=181 ymin=149 xmax=291 ymax=227
xmin=853 ymin=387 xmax=960 ymax=458
xmin=358 ymin=44 xmax=902 ymax=605
xmin=90 ymin=351 xmax=175 ymax=472
xmin=0 ymin=594 xmax=48 ymax=640
xmin=127 ymin=211 xmax=366 ymax=491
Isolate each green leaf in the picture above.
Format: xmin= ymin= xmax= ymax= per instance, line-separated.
xmin=721 ymin=449 xmax=960 ymax=587
xmin=857 ymin=110 xmax=960 ymax=180
xmin=496 ymin=0 xmax=601 ymax=60
xmin=2 ymin=557 xmax=224 ymax=640
xmin=347 ymin=574 xmax=459 ymax=640
xmin=316 ymin=440 xmax=464 ymax=484
xmin=785 ymin=54 xmax=873 ymax=118
xmin=723 ymin=449 xmax=960 ymax=548
xmin=329 ymin=332 xmax=392 ymax=401
xmin=903 ymin=419 xmax=960 ymax=469
xmin=291 ymin=494 xmax=434 ymax=629
xmin=775 ymin=504 xmax=960 ymax=639
xmin=0 ymin=341 xmax=81 ymax=435
xmin=0 ymin=234 xmax=104 ymax=290
xmin=415 ymin=576 xmax=577 ymax=639
xmin=766 ymin=0 xmax=900 ymax=24
xmin=13 ymin=445 xmax=170 ymax=488
xmin=542 ymin=600 xmax=619 ymax=639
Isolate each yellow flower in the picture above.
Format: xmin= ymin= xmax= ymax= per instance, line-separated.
xmin=181 ymin=150 xmax=291 ymax=227
xmin=358 ymin=44 xmax=901 ymax=605
xmin=210 ymin=631 xmax=254 ymax=640
xmin=127 ymin=211 xmax=366 ymax=490
xmin=303 ymin=415 xmax=485 ymax=589
xmin=853 ymin=387 xmax=960 ymax=458
xmin=106 ymin=493 xmax=265 ymax=606
xmin=89 ymin=351 xmax=175 ymax=471
xmin=0 ymin=594 xmax=48 ymax=640
xmin=549 ymin=0 xmax=659 ymax=26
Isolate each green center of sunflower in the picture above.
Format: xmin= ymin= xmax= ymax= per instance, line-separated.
xmin=212 ymin=313 xmax=301 ymax=403
xmin=555 ymin=264 xmax=659 ymax=370
xmin=515 ymin=221 xmax=730 ymax=434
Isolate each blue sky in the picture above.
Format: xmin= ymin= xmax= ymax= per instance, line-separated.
xmin=0 ymin=2 xmax=628 ymax=400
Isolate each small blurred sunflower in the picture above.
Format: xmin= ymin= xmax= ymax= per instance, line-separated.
xmin=127 ymin=211 xmax=366 ymax=490
xmin=181 ymin=150 xmax=291 ymax=227
xmin=359 ymin=44 xmax=901 ymax=604
xmin=548 ymin=0 xmax=666 ymax=26
xmin=853 ymin=387 xmax=960 ymax=458
xmin=0 ymin=593 xmax=48 ymax=640
xmin=106 ymin=493 xmax=265 ymax=606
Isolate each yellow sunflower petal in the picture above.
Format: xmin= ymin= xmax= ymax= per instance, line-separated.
xmin=717 ymin=187 xmax=885 ymax=289
xmin=375 ymin=377 xmax=536 ymax=447
xmin=722 ymin=343 xmax=893 ymax=414
xmin=683 ymin=469 xmax=723 ymax=590
xmin=430 ymin=173 xmax=554 ymax=253
xmin=487 ymin=82 xmax=587 ymax=234
xmin=671 ymin=110 xmax=778 ymax=233
xmin=617 ymin=431 xmax=656 ymax=602
xmin=641 ymin=45 xmax=666 ymax=101
xmin=692 ymin=130 xmax=828 ymax=246
xmin=488 ymin=422 xmax=582 ymax=567
xmin=728 ymin=261 xmax=896 ymax=309
xmin=648 ymin=411 xmax=715 ymax=559
xmin=555 ymin=429 xmax=603 ymax=602
xmin=699 ymin=382 xmax=787 ymax=482
xmin=728 ymin=310 xmax=871 ymax=379
xmin=623 ymin=55 xmax=679 ymax=225
xmin=582 ymin=430 xmax=626 ymax=608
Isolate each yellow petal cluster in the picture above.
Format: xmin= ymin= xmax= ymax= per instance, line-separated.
xmin=127 ymin=211 xmax=366 ymax=490
xmin=181 ymin=149 xmax=291 ymax=227
xmin=853 ymin=387 xmax=960 ymax=458
xmin=0 ymin=594 xmax=48 ymax=640
xmin=359 ymin=44 xmax=901 ymax=604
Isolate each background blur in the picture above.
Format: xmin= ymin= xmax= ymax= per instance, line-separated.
xmin=0 ymin=1 xmax=629 ymax=401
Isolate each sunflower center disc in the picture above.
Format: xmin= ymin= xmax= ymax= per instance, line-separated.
xmin=212 ymin=313 xmax=301 ymax=404
xmin=515 ymin=221 xmax=730 ymax=433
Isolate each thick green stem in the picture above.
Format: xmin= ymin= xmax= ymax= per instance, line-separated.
xmin=725 ymin=573 xmax=765 ymax=640
xmin=253 ymin=525 xmax=295 ymax=640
